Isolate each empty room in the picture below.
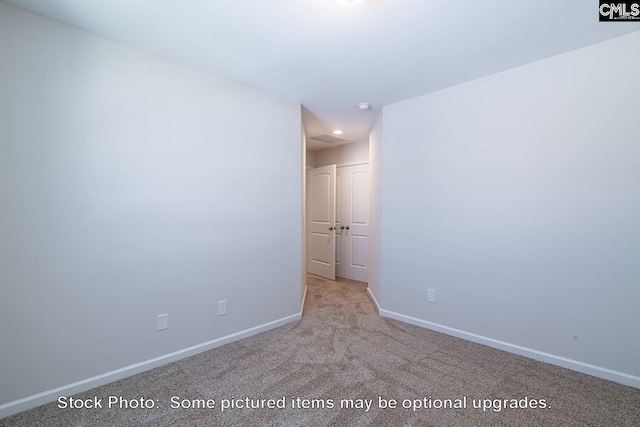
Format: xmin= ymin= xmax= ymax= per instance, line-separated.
xmin=1 ymin=1 xmax=639 ymax=425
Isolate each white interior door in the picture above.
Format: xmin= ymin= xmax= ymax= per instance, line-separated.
xmin=307 ymin=165 xmax=336 ymax=280
xmin=335 ymin=164 xmax=369 ymax=282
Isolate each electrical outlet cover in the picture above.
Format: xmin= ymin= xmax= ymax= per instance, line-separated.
xmin=157 ymin=313 xmax=168 ymax=331
xmin=218 ymin=300 xmax=227 ymax=316
xmin=427 ymin=289 xmax=436 ymax=303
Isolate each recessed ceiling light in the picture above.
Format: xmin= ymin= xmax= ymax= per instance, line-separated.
xmin=332 ymin=130 xmax=344 ymax=135
xmin=336 ymin=0 xmax=365 ymax=6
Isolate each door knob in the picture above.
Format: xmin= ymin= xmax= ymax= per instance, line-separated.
xmin=340 ymin=226 xmax=345 ymax=229
xmin=345 ymin=226 xmax=350 ymax=230
xmin=328 ymin=226 xmax=334 ymax=231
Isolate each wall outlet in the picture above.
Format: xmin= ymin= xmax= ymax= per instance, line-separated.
xmin=427 ymin=289 xmax=436 ymax=303
xmin=157 ymin=313 xmax=168 ymax=331
xmin=218 ymin=300 xmax=227 ymax=316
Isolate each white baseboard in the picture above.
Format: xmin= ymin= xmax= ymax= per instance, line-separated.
xmin=301 ymin=285 xmax=308 ymax=313
xmin=0 ymin=313 xmax=301 ymax=419
xmin=366 ymin=287 xmax=381 ymax=314
xmin=379 ymin=308 xmax=640 ymax=389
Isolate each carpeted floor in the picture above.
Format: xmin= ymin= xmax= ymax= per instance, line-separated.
xmin=3 ymin=275 xmax=639 ymax=426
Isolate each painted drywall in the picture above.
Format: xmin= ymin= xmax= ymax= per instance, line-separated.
xmin=367 ymin=114 xmax=382 ymax=307
xmin=306 ymin=149 xmax=316 ymax=169
xmin=0 ymin=2 xmax=302 ymax=410
xmin=301 ymin=128 xmax=308 ymax=305
xmin=380 ymin=32 xmax=640 ymax=382
xmin=313 ymin=140 xmax=369 ymax=167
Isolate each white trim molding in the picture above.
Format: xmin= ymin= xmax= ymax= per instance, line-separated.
xmin=0 ymin=313 xmax=301 ymax=419
xmin=366 ymin=288 xmax=381 ymax=315
xmin=379 ymin=309 xmax=640 ymax=389
xmin=301 ymin=286 xmax=308 ymax=314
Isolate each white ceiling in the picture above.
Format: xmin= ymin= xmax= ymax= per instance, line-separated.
xmin=5 ymin=0 xmax=639 ymax=150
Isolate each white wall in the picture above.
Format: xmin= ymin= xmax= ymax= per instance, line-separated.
xmin=301 ymin=128 xmax=308 ymax=304
xmin=0 ymin=2 xmax=302 ymax=413
xmin=306 ymin=149 xmax=316 ymax=169
xmin=367 ymin=114 xmax=382 ymax=307
xmin=313 ymin=140 xmax=369 ymax=167
xmin=379 ymin=32 xmax=640 ymax=385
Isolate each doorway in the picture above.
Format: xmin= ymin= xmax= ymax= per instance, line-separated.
xmin=306 ymin=160 xmax=369 ymax=282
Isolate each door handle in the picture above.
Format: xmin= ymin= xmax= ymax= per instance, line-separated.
xmin=328 ymin=226 xmax=334 ymax=231
xmin=340 ymin=226 xmax=345 ymax=230
xmin=345 ymin=226 xmax=350 ymax=230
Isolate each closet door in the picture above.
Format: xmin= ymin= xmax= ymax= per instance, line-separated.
xmin=336 ymin=164 xmax=368 ymax=282
xmin=307 ymin=165 xmax=336 ymax=280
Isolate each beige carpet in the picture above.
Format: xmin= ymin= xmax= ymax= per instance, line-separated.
xmin=3 ymin=275 xmax=639 ymax=426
